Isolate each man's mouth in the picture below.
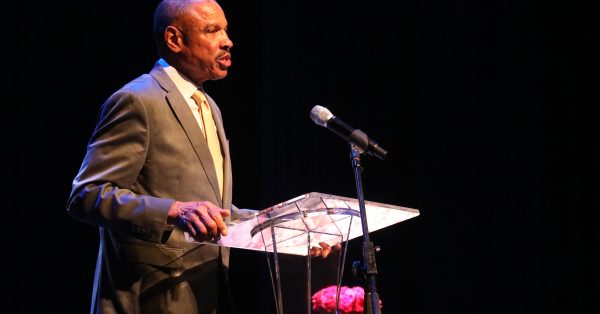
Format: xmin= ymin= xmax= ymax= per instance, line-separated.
xmin=217 ymin=54 xmax=231 ymax=68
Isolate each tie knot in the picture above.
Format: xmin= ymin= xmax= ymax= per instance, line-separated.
xmin=192 ymin=90 xmax=209 ymax=108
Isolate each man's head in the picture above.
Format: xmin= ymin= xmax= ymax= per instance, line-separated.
xmin=154 ymin=0 xmax=233 ymax=85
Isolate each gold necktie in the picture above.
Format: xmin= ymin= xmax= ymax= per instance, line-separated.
xmin=192 ymin=90 xmax=223 ymax=197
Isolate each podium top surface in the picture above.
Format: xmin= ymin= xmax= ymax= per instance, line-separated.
xmin=201 ymin=192 xmax=420 ymax=256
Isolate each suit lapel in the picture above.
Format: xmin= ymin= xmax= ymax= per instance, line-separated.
xmin=150 ymin=65 xmax=222 ymax=204
xmin=206 ymin=96 xmax=232 ymax=208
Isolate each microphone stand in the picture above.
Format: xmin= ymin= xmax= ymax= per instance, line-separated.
xmin=350 ymin=144 xmax=381 ymax=314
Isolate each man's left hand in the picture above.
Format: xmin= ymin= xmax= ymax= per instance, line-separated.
xmin=310 ymin=242 xmax=342 ymax=259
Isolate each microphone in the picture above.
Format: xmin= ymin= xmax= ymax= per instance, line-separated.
xmin=310 ymin=105 xmax=388 ymax=160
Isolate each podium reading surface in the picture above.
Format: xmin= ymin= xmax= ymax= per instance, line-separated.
xmin=204 ymin=192 xmax=419 ymax=255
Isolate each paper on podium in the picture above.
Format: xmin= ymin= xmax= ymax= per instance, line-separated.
xmin=195 ymin=192 xmax=420 ymax=256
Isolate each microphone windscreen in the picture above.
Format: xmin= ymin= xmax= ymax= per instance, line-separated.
xmin=310 ymin=105 xmax=333 ymax=127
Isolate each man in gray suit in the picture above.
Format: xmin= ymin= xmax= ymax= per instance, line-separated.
xmin=68 ymin=1 xmax=241 ymax=313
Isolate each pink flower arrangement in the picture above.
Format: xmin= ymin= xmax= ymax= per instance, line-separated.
xmin=311 ymin=285 xmax=382 ymax=314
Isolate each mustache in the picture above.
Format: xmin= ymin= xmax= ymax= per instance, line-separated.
xmin=217 ymin=48 xmax=231 ymax=57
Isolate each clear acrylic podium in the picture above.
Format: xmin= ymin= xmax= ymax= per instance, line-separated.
xmin=193 ymin=192 xmax=420 ymax=313
xmin=215 ymin=192 xmax=420 ymax=256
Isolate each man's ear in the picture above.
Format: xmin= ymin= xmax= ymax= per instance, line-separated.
xmin=164 ymin=25 xmax=184 ymax=53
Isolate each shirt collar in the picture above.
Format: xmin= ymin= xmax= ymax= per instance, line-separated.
xmin=157 ymin=58 xmax=200 ymax=101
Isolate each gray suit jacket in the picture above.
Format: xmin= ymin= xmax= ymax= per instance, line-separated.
xmin=67 ymin=62 xmax=236 ymax=312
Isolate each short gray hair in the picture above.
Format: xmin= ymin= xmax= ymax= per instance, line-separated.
xmin=152 ymin=0 xmax=215 ymax=56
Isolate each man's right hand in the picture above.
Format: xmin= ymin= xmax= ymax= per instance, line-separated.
xmin=167 ymin=201 xmax=230 ymax=241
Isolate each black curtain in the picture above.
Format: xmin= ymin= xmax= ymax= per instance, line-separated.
xmin=7 ymin=0 xmax=588 ymax=313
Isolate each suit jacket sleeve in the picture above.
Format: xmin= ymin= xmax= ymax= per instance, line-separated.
xmin=67 ymin=90 xmax=173 ymax=243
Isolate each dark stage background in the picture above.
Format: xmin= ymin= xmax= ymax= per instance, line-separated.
xmin=7 ymin=0 xmax=590 ymax=313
